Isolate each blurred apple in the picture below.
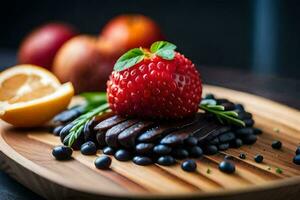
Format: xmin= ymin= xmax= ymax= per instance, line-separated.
xmin=99 ymin=14 xmax=164 ymax=53
xmin=53 ymin=35 xmax=114 ymax=93
xmin=18 ymin=23 xmax=77 ymax=69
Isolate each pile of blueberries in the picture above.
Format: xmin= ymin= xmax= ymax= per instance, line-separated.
xmin=51 ymin=94 xmax=264 ymax=173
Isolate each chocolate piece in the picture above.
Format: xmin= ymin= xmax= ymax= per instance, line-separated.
xmin=94 ymin=115 xmax=126 ymax=131
xmin=137 ymin=115 xmax=202 ymax=143
xmin=105 ymin=119 xmax=138 ymax=147
xmin=118 ymin=121 xmax=154 ymax=148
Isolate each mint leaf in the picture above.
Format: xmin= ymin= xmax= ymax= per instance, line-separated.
xmin=80 ymin=92 xmax=107 ymax=105
xmin=150 ymin=41 xmax=176 ymax=60
xmin=114 ymin=48 xmax=145 ymax=71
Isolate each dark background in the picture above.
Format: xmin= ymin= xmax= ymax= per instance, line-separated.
xmin=0 ymin=0 xmax=299 ymax=79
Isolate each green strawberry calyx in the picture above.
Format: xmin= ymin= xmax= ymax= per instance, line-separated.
xmin=113 ymin=41 xmax=177 ymax=72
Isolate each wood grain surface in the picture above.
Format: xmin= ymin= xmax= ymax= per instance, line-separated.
xmin=0 ymin=84 xmax=300 ymax=200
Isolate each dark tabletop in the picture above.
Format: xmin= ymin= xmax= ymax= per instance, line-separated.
xmin=0 ymin=50 xmax=299 ymax=200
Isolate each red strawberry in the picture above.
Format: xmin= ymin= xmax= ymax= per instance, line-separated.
xmin=107 ymin=41 xmax=202 ymax=119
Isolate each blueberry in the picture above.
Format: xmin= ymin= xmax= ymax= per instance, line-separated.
xmin=59 ymin=123 xmax=74 ymax=142
xmin=135 ymin=143 xmax=154 ymax=154
xmin=52 ymin=146 xmax=72 ymax=160
xmin=80 ymin=141 xmax=97 ymax=155
xmin=253 ymin=128 xmax=263 ymax=135
xmin=204 ymin=145 xmax=218 ymax=155
xmin=296 ymin=147 xmax=300 ymax=155
xmin=188 ymin=146 xmax=203 ymax=158
xmin=133 ymin=156 xmax=153 ymax=166
xmin=237 ymin=112 xmax=252 ymax=120
xmin=293 ymin=155 xmax=300 ymax=165
xmin=244 ymin=119 xmax=255 ymax=127
xmin=219 ymin=160 xmax=235 ymax=174
xmin=235 ymin=104 xmax=244 ymax=111
xmin=103 ymin=146 xmax=115 ymax=155
xmin=172 ymin=148 xmax=189 ymax=159
xmin=254 ymin=154 xmax=264 ymax=163
xmin=239 ymin=153 xmax=246 ymax=159
xmin=185 ymin=136 xmax=198 ymax=146
xmin=181 ymin=160 xmax=197 ymax=172
xmin=271 ymin=140 xmax=282 ymax=150
xmin=114 ymin=149 xmax=132 ymax=161
xmin=224 ymin=155 xmax=234 ymax=160
xmin=94 ymin=156 xmax=111 ymax=169
xmin=221 ymin=102 xmax=235 ymax=111
xmin=204 ymin=93 xmax=215 ymax=99
xmin=153 ymin=144 xmax=172 ymax=155
xmin=235 ymin=128 xmax=254 ymax=137
xmin=52 ymin=125 xmax=64 ymax=136
xmin=157 ymin=156 xmax=176 ymax=166
xmin=209 ymin=137 xmax=219 ymax=145
xmin=230 ymin=138 xmax=243 ymax=148
xmin=218 ymin=132 xmax=235 ymax=143
xmin=242 ymin=134 xmax=257 ymax=145
xmin=218 ymin=143 xmax=229 ymax=151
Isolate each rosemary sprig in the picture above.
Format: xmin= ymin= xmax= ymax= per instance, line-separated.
xmin=199 ymin=99 xmax=245 ymax=127
xmin=65 ymin=103 xmax=109 ymax=147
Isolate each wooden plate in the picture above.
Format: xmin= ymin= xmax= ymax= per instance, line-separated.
xmin=0 ymin=85 xmax=300 ymax=200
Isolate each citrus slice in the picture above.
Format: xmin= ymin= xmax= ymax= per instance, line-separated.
xmin=0 ymin=64 xmax=74 ymax=127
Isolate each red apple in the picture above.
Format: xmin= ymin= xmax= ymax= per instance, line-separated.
xmin=53 ymin=35 xmax=114 ymax=93
xmin=18 ymin=23 xmax=77 ymax=69
xmin=99 ymin=14 xmax=164 ymax=53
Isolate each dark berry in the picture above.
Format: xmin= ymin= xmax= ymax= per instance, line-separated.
xmin=218 ymin=143 xmax=229 ymax=151
xmin=253 ymin=127 xmax=263 ymax=134
xmin=219 ymin=160 xmax=235 ymax=174
xmin=114 ymin=149 xmax=132 ymax=161
xmin=254 ymin=154 xmax=264 ymax=163
xmin=153 ymin=144 xmax=172 ymax=155
xmin=185 ymin=136 xmax=198 ymax=146
xmin=231 ymin=138 xmax=243 ymax=148
xmin=52 ymin=146 xmax=72 ymax=160
xmin=296 ymin=147 xmax=300 ymax=155
xmin=133 ymin=156 xmax=153 ymax=166
xmin=204 ymin=93 xmax=215 ymax=99
xmin=239 ymin=153 xmax=246 ymax=159
xmin=103 ymin=146 xmax=115 ymax=155
xmin=204 ymin=145 xmax=218 ymax=155
xmin=235 ymin=103 xmax=244 ymax=111
xmin=224 ymin=155 xmax=234 ymax=160
xmin=80 ymin=141 xmax=97 ymax=155
xmin=52 ymin=125 xmax=64 ymax=136
xmin=172 ymin=148 xmax=189 ymax=159
xmin=135 ymin=143 xmax=154 ymax=154
xmin=94 ymin=156 xmax=111 ymax=169
xmin=271 ymin=140 xmax=282 ymax=150
xmin=293 ymin=155 xmax=300 ymax=165
xmin=242 ymin=134 xmax=257 ymax=145
xmin=181 ymin=160 xmax=197 ymax=172
xmin=189 ymin=146 xmax=203 ymax=158
xmin=157 ymin=156 xmax=176 ymax=166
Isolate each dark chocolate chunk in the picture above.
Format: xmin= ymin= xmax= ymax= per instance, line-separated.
xmin=105 ymin=120 xmax=138 ymax=148
xmin=94 ymin=115 xmax=126 ymax=131
xmin=118 ymin=121 xmax=154 ymax=148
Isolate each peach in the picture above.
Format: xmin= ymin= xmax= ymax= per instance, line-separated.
xmin=99 ymin=14 xmax=164 ymax=53
xmin=18 ymin=23 xmax=77 ymax=69
xmin=53 ymin=35 xmax=114 ymax=93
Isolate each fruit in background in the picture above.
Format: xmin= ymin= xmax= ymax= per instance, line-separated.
xmin=53 ymin=35 xmax=114 ymax=93
xmin=0 ymin=65 xmax=74 ymax=127
xmin=99 ymin=14 xmax=163 ymax=54
xmin=107 ymin=41 xmax=202 ymax=119
xmin=18 ymin=23 xmax=77 ymax=69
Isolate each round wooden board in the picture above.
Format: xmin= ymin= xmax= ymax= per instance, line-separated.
xmin=0 ymin=85 xmax=300 ymax=200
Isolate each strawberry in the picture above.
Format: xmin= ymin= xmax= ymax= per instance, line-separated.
xmin=107 ymin=41 xmax=202 ymax=119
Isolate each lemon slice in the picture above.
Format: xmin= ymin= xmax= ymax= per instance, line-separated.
xmin=0 ymin=64 xmax=74 ymax=127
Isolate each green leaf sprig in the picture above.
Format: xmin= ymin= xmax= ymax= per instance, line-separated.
xmin=199 ymin=99 xmax=245 ymax=127
xmin=114 ymin=41 xmax=177 ymax=72
xmin=65 ymin=103 xmax=109 ymax=147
